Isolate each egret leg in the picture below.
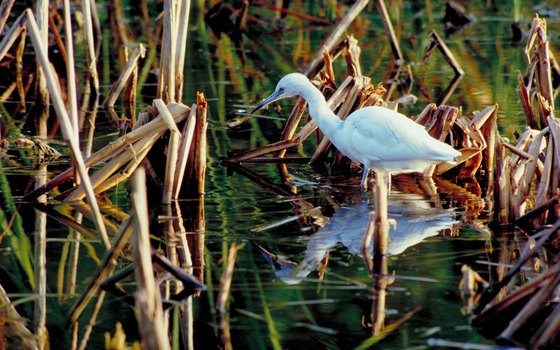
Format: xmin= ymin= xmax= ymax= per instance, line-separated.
xmin=373 ymin=171 xmax=390 ymax=256
xmin=361 ymin=168 xmax=370 ymax=190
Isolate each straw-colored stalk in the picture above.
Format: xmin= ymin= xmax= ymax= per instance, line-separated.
xmin=305 ymin=0 xmax=369 ymax=73
xmin=0 ymin=11 xmax=26 ymax=67
xmin=82 ymin=0 xmax=100 ymax=93
xmin=0 ymin=0 xmax=15 ymax=33
xmin=26 ymin=9 xmax=111 ymax=249
xmin=34 ymin=165 xmax=48 ymax=347
xmin=154 ymin=99 xmax=182 ymax=204
xmin=473 ymin=220 xmax=560 ymax=314
xmin=428 ymin=30 xmax=465 ymax=76
xmin=195 ymin=92 xmax=208 ymax=194
xmin=77 ymin=291 xmax=107 ymax=350
xmin=34 ymin=0 xmax=49 ymax=137
xmin=63 ymin=0 xmax=79 ymax=132
xmin=24 ymin=103 xmax=191 ymax=200
xmin=103 ymin=44 xmax=146 ymax=108
xmin=159 ymin=0 xmax=177 ymax=102
xmin=124 ymin=46 xmax=138 ymax=123
xmin=375 ymin=0 xmax=403 ymax=64
xmin=174 ymin=0 xmax=191 ymax=102
xmin=64 ymin=128 xmax=163 ymax=201
xmin=217 ymin=243 xmax=242 ymax=350
xmin=15 ymin=25 xmax=26 ymax=112
xmin=172 ymin=106 xmax=197 ymax=199
xmin=131 ymin=167 xmax=170 ymax=350
xmin=66 ymin=217 xmax=133 ymax=328
xmin=499 ymin=263 xmax=560 ymax=341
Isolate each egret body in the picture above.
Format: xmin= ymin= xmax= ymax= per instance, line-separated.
xmin=252 ymin=73 xmax=461 ymax=189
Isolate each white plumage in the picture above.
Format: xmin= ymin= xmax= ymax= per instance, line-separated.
xmin=252 ymin=73 xmax=461 ymax=189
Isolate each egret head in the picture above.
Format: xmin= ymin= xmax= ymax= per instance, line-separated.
xmin=251 ymin=73 xmax=310 ymax=113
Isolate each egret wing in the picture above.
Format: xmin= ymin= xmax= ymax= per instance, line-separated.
xmin=338 ymin=107 xmax=435 ymax=163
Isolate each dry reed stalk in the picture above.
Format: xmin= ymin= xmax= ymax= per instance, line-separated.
xmin=172 ymin=107 xmax=197 ymax=199
xmin=48 ymin=10 xmax=69 ymax=64
xmin=345 ymin=36 xmax=362 ymax=77
xmin=82 ymin=0 xmax=100 ymax=93
xmin=154 ymin=99 xmax=182 ymax=203
xmin=64 ymin=129 xmax=162 ymax=201
xmin=77 ymin=290 xmax=107 ymax=350
xmin=33 ymin=166 xmax=48 ymax=347
xmin=474 ymin=220 xmax=560 ymax=314
xmin=26 ymin=9 xmax=111 ymax=249
xmin=535 ymin=139 xmax=554 ymax=210
xmin=305 ymin=0 xmax=369 ymax=74
xmin=306 ymin=36 xmax=351 ymax=78
xmin=15 ymin=26 xmax=26 ymax=112
xmin=216 ymin=243 xmax=242 ymax=350
xmin=24 ymin=103 xmax=191 ymax=200
xmin=530 ymin=302 xmax=560 ymax=349
xmin=103 ymin=44 xmax=146 ymax=108
xmin=174 ymin=0 xmax=191 ymax=102
xmin=124 ymin=47 xmax=138 ymax=123
xmin=272 ymin=97 xmax=307 ymax=158
xmin=63 ymin=0 xmax=79 ymax=133
xmin=0 ymin=0 xmax=15 ymax=33
xmin=88 ymin=143 xmax=153 ymax=196
xmin=494 ymin=138 xmax=513 ymax=223
xmin=375 ymin=0 xmax=403 ymax=64
xmin=131 ymin=168 xmax=170 ymax=350
xmin=477 ymin=105 xmax=498 ymax=174
xmin=158 ymin=0 xmax=177 ymax=103
xmin=190 ymin=92 xmax=207 ymax=195
xmin=427 ymin=30 xmax=464 ymax=76
xmin=0 ymin=81 xmax=16 ymax=101
xmin=34 ymin=0 xmax=49 ymax=135
xmin=525 ymin=16 xmax=555 ymax=129
xmin=499 ymin=263 xmax=560 ymax=341
xmin=65 ymin=217 xmax=133 ymax=328
xmin=0 ymin=10 xmax=26 ymax=62
xmin=517 ymin=72 xmax=538 ymax=129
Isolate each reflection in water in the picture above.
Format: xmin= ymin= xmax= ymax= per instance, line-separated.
xmin=256 ymin=192 xmax=458 ymax=285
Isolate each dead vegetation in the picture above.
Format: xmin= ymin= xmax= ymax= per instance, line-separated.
xmin=1 ymin=0 xmax=207 ymax=349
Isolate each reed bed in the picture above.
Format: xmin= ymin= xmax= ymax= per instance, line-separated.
xmin=1 ymin=0 xmax=206 ymax=348
xmin=0 ymin=0 xmax=559 ymax=349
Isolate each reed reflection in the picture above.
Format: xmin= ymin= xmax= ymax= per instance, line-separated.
xmin=254 ymin=191 xmax=459 ymax=285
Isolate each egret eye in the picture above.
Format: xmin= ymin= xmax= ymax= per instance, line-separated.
xmin=278 ymin=87 xmax=285 ymax=94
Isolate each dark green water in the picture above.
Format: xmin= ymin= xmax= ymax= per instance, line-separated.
xmin=1 ymin=1 xmax=559 ymax=349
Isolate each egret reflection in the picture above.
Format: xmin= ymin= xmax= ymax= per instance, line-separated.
xmin=255 ymin=192 xmax=459 ymax=284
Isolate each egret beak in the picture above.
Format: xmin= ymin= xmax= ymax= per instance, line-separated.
xmin=251 ymin=90 xmax=283 ymax=114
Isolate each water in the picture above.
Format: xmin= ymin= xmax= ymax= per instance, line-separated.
xmin=1 ymin=1 xmax=557 ymax=349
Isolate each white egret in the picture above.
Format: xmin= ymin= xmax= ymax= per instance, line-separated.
xmin=251 ymin=73 xmax=461 ymax=189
